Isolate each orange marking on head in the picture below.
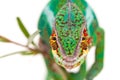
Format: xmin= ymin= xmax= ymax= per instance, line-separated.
xmin=87 ymin=38 xmax=92 ymax=44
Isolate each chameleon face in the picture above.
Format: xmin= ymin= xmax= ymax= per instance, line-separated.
xmin=50 ymin=2 xmax=92 ymax=69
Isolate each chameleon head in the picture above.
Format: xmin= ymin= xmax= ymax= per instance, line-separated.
xmin=49 ymin=3 xmax=92 ymax=69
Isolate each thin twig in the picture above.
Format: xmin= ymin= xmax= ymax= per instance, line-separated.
xmin=0 ymin=35 xmax=40 ymax=53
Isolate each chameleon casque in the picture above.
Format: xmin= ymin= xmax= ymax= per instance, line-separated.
xmin=38 ymin=0 xmax=104 ymax=80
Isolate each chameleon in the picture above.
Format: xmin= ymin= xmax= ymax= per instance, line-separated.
xmin=38 ymin=0 xmax=104 ymax=80
xmin=0 ymin=0 xmax=104 ymax=80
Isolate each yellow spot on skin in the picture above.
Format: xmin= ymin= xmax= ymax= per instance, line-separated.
xmin=52 ymin=49 xmax=58 ymax=55
xmin=83 ymin=49 xmax=88 ymax=54
xmin=74 ymin=62 xmax=81 ymax=67
xmin=50 ymin=78 xmax=55 ymax=80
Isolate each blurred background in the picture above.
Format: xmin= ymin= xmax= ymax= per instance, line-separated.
xmin=0 ymin=0 xmax=120 ymax=80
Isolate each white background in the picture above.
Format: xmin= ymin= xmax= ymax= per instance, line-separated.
xmin=0 ymin=0 xmax=120 ymax=80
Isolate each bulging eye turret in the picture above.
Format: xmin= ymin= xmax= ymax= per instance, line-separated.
xmin=80 ymin=28 xmax=92 ymax=54
xmin=49 ymin=33 xmax=58 ymax=50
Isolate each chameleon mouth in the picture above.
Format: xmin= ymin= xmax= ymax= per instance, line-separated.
xmin=52 ymin=48 xmax=88 ymax=69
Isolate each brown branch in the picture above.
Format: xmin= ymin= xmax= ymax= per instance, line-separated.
xmin=1 ymin=36 xmax=68 ymax=79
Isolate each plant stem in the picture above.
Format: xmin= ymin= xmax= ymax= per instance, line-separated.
xmin=0 ymin=35 xmax=39 ymax=53
xmin=0 ymin=52 xmax=18 ymax=58
xmin=10 ymin=40 xmax=33 ymax=50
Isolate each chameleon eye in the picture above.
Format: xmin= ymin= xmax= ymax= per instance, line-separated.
xmin=80 ymin=28 xmax=92 ymax=54
xmin=49 ymin=33 xmax=58 ymax=50
xmin=52 ymin=37 xmax=56 ymax=40
xmin=82 ymin=37 xmax=86 ymax=40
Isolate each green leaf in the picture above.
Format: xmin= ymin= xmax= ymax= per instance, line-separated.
xmin=16 ymin=17 xmax=37 ymax=47
xmin=20 ymin=51 xmax=35 ymax=55
xmin=0 ymin=35 xmax=10 ymax=42
xmin=16 ymin=17 xmax=30 ymax=38
xmin=27 ymin=30 xmax=40 ymax=46
xmin=0 ymin=51 xmax=37 ymax=58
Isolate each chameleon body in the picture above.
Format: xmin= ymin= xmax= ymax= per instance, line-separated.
xmin=38 ymin=0 xmax=104 ymax=80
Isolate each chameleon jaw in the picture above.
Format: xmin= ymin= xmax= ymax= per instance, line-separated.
xmin=52 ymin=48 xmax=88 ymax=69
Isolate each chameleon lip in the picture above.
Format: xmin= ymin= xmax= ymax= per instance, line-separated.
xmin=52 ymin=49 xmax=87 ymax=69
xmin=66 ymin=53 xmax=87 ymax=69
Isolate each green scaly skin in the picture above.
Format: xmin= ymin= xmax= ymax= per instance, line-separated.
xmin=55 ymin=3 xmax=85 ymax=55
xmin=38 ymin=0 xmax=104 ymax=80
